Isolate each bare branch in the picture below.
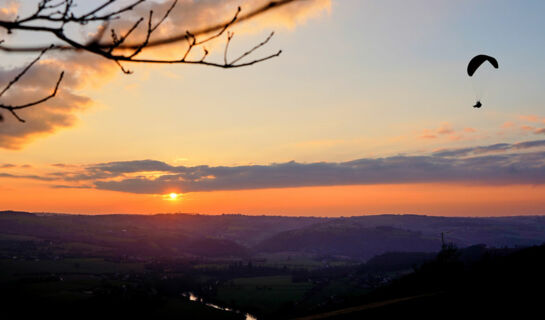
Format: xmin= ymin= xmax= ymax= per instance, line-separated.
xmin=0 ymin=45 xmax=52 ymax=98
xmin=224 ymin=31 xmax=234 ymax=65
xmin=230 ymin=31 xmax=276 ymax=65
xmin=0 ymin=50 xmax=64 ymax=123
xmin=0 ymin=0 xmax=295 ymax=52
xmin=2 ymin=1 xmax=282 ymax=69
xmin=0 ymin=0 xmax=298 ymax=123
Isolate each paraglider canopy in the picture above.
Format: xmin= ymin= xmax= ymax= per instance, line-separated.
xmin=467 ymin=55 xmax=498 ymax=77
xmin=467 ymin=54 xmax=499 ymax=108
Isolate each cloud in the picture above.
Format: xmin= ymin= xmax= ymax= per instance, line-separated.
xmin=86 ymin=0 xmax=331 ymax=61
xmin=418 ymin=122 xmax=477 ymax=141
xmin=0 ymin=55 xmax=101 ymax=149
xmin=419 ymin=133 xmax=437 ymax=139
xmin=130 ymin=0 xmax=331 ymax=34
xmin=501 ymin=122 xmax=515 ymax=129
xmin=433 ymin=140 xmax=545 ymax=157
xmin=92 ymin=152 xmax=545 ymax=194
xmin=436 ymin=123 xmax=454 ymax=135
xmin=519 ymin=115 xmax=544 ymax=123
xmin=515 ymin=115 xmax=545 ymax=136
xmin=50 ymin=163 xmax=78 ymax=168
xmin=0 ymin=172 xmax=55 ymax=181
xmin=519 ymin=125 xmax=545 ymax=136
xmin=9 ymin=139 xmax=539 ymax=195
xmin=0 ymin=1 xmax=18 ymax=21
xmin=0 ymin=0 xmax=330 ymax=149
xmin=89 ymin=159 xmax=175 ymax=174
xmin=51 ymin=184 xmax=92 ymax=189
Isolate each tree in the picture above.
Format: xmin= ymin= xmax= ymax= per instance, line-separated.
xmin=0 ymin=0 xmax=300 ymax=122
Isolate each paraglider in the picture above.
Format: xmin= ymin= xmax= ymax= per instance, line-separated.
xmin=467 ymin=55 xmax=498 ymax=77
xmin=467 ymin=54 xmax=498 ymax=108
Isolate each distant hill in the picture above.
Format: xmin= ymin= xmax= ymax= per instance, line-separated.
xmin=254 ymin=220 xmax=440 ymax=259
xmin=253 ymin=215 xmax=545 ymax=259
xmin=0 ymin=211 xmax=250 ymax=257
xmin=0 ymin=210 xmax=35 ymax=216
xmin=1 ymin=211 xmax=545 ymax=259
xmin=347 ymin=214 xmax=545 ymax=247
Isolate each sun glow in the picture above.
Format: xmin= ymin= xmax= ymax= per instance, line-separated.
xmin=164 ymin=193 xmax=181 ymax=201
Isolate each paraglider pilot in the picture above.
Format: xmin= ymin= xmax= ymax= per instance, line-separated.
xmin=467 ymin=54 xmax=498 ymax=109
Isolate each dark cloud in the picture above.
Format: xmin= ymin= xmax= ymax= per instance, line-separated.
xmin=51 ymin=163 xmax=71 ymax=168
xmin=51 ymin=184 xmax=93 ymax=189
xmin=91 ymin=151 xmax=545 ymax=194
xmin=88 ymin=160 xmax=176 ymax=174
xmin=433 ymin=140 xmax=545 ymax=157
xmin=3 ymin=139 xmax=545 ymax=194
xmin=0 ymin=172 xmax=56 ymax=181
xmin=513 ymin=140 xmax=545 ymax=149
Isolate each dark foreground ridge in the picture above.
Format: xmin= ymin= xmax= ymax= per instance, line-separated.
xmin=295 ymin=244 xmax=545 ymax=319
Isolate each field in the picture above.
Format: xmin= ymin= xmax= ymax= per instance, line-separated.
xmin=0 ymin=258 xmax=144 ymax=278
xmin=216 ymin=275 xmax=313 ymax=315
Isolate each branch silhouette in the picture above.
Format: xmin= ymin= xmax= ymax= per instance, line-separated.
xmin=0 ymin=44 xmax=64 ymax=122
xmin=0 ymin=0 xmax=298 ymax=122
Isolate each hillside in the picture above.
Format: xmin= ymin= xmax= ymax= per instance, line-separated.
xmin=296 ymin=244 xmax=545 ymax=319
xmin=254 ymin=221 xmax=440 ymax=259
xmin=2 ymin=211 xmax=545 ymax=259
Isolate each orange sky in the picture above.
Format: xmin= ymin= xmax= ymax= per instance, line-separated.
xmin=2 ymin=178 xmax=544 ymax=216
xmin=2 ymin=1 xmax=545 ymax=217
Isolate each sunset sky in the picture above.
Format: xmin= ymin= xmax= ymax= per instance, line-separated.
xmin=1 ymin=0 xmax=545 ymax=216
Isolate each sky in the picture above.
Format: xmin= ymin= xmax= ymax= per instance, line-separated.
xmin=1 ymin=0 xmax=545 ymax=216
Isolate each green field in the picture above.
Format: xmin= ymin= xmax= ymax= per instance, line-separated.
xmin=216 ymin=275 xmax=313 ymax=315
xmin=0 ymin=258 xmax=144 ymax=280
xmin=253 ymin=252 xmax=360 ymax=270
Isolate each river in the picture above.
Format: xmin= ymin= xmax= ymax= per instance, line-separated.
xmin=186 ymin=292 xmax=257 ymax=320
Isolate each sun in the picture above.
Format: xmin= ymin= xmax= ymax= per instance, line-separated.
xmin=164 ymin=193 xmax=182 ymax=201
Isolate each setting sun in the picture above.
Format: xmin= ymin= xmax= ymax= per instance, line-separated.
xmin=163 ymin=193 xmax=182 ymax=201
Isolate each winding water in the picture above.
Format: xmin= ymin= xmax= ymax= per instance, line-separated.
xmin=187 ymin=292 xmax=257 ymax=320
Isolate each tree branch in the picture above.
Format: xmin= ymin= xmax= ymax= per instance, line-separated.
xmin=0 ymin=48 xmax=64 ymax=123
xmin=0 ymin=0 xmax=298 ymax=122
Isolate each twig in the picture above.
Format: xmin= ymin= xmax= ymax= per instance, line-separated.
xmin=0 ymin=0 xmax=293 ymax=122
